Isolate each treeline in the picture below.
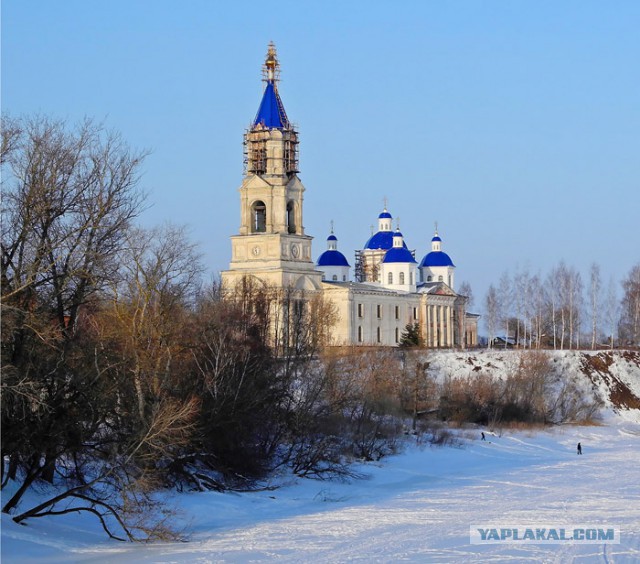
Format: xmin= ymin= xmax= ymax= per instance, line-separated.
xmin=483 ymin=262 xmax=640 ymax=350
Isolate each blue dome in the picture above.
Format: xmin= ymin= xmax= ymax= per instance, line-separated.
xmin=382 ymin=247 xmax=417 ymax=264
xmin=317 ymin=250 xmax=350 ymax=267
xmin=378 ymin=211 xmax=392 ymax=219
xmin=364 ymin=231 xmax=408 ymax=250
xmin=419 ymin=251 xmax=455 ymax=268
xmin=432 ymin=235 xmax=442 ymax=242
xmin=327 ymin=234 xmax=338 ymax=241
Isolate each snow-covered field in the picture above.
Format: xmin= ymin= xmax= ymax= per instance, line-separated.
xmin=3 ymin=418 xmax=640 ymax=563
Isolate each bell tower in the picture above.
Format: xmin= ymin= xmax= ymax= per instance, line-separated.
xmin=223 ymin=43 xmax=322 ymax=291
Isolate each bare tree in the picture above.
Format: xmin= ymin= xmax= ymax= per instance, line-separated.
xmin=498 ymin=272 xmax=513 ymax=347
xmin=513 ymin=268 xmax=530 ymax=347
xmin=554 ymin=262 xmax=570 ymax=349
xmin=546 ymin=266 xmax=559 ymax=349
xmin=485 ymin=284 xmax=499 ymax=348
xmin=458 ymin=280 xmax=474 ymax=309
xmin=0 ymin=117 xmax=205 ymax=541
xmin=1 ymin=116 xmax=147 ymax=333
xmin=106 ymin=224 xmax=203 ymax=420
xmin=0 ymin=115 xmax=21 ymax=164
xmin=528 ymin=274 xmax=546 ymax=349
xmin=589 ymin=263 xmax=602 ymax=349
xmin=619 ymin=264 xmax=640 ymax=346
xmin=568 ymin=267 xmax=584 ymax=349
xmin=604 ymin=276 xmax=619 ymax=349
xmin=551 ymin=262 xmax=583 ymax=350
xmin=2 ymin=116 xmax=147 ymax=482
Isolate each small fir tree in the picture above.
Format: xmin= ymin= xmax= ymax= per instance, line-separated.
xmin=399 ymin=323 xmax=423 ymax=348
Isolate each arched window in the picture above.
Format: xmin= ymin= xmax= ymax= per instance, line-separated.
xmin=409 ymin=272 xmax=413 ymax=285
xmin=286 ymin=201 xmax=296 ymax=234
xmin=332 ymin=274 xmax=338 ymax=281
xmin=395 ymin=327 xmax=399 ymax=343
xmin=427 ymin=276 xmax=432 ymax=282
xmin=438 ymin=275 xmax=443 ymax=282
xmin=252 ymin=200 xmax=266 ymax=233
xmin=377 ymin=327 xmax=381 ymax=343
xmin=388 ymin=272 xmax=393 ymax=284
xmin=342 ymin=275 xmax=346 ymax=281
xmin=358 ymin=326 xmax=363 ymax=342
xmin=399 ymin=272 xmax=405 ymax=285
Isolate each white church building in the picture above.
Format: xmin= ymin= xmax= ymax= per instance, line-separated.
xmin=222 ymin=44 xmax=478 ymax=348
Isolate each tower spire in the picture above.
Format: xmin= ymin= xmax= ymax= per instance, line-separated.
xmin=262 ymin=41 xmax=280 ymax=84
xmin=253 ymin=42 xmax=290 ymax=129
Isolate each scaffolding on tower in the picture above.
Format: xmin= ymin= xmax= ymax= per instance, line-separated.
xmin=243 ymin=42 xmax=299 ymax=175
xmin=354 ymin=250 xmax=364 ymax=282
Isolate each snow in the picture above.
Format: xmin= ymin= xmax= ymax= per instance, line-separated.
xmin=3 ymin=420 xmax=640 ymax=562
xmin=3 ymin=350 xmax=640 ymax=562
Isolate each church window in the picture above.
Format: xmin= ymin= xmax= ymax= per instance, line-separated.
xmin=342 ymin=275 xmax=346 ymax=281
xmin=439 ymin=275 xmax=443 ymax=282
xmin=286 ymin=201 xmax=296 ymax=234
xmin=427 ymin=276 xmax=432 ymax=282
xmin=358 ymin=303 xmax=364 ymax=318
xmin=332 ymin=274 xmax=338 ymax=281
xmin=410 ymin=272 xmax=413 ymax=285
xmin=388 ymin=272 xmax=393 ymax=284
xmin=377 ymin=327 xmax=381 ymax=343
xmin=395 ymin=305 xmax=399 ymax=319
xmin=448 ymin=275 xmax=452 ymax=287
xmin=413 ymin=307 xmax=418 ymax=320
xmin=252 ymin=201 xmax=266 ymax=233
xmin=395 ymin=327 xmax=399 ymax=343
xmin=377 ymin=304 xmax=382 ymax=318
xmin=358 ymin=326 xmax=363 ymax=342
xmin=399 ymin=272 xmax=405 ymax=285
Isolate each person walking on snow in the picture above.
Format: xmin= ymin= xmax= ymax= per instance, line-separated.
xmin=577 ymin=442 xmax=582 ymax=455
xmin=481 ymin=432 xmax=486 ymax=441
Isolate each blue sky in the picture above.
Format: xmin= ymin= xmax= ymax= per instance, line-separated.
xmin=3 ymin=0 xmax=639 ymax=309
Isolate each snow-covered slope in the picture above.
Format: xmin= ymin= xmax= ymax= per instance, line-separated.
xmin=427 ymin=349 xmax=640 ymax=422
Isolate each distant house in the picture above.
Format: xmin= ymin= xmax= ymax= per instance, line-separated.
xmin=492 ymin=336 xmax=517 ymax=348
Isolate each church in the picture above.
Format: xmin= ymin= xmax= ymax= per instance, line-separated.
xmin=222 ymin=44 xmax=478 ymax=348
